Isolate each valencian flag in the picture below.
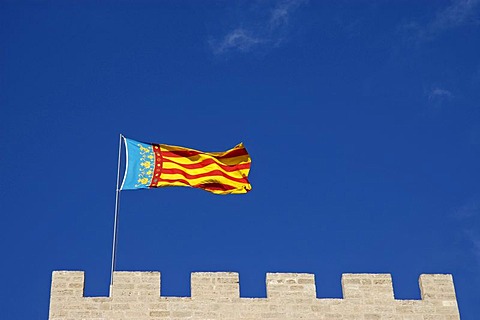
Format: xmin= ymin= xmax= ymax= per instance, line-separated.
xmin=120 ymin=137 xmax=252 ymax=194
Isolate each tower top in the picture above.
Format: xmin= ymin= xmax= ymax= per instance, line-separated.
xmin=49 ymin=270 xmax=460 ymax=319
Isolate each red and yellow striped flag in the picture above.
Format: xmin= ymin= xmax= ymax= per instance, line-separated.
xmin=121 ymin=138 xmax=252 ymax=194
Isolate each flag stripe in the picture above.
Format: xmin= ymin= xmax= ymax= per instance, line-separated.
xmin=162 ymin=160 xmax=250 ymax=177
xmin=159 ymin=174 xmax=251 ymax=190
xmin=156 ymin=178 xmax=237 ymax=191
xmin=158 ymin=173 xmax=249 ymax=189
xmin=161 ymin=147 xmax=248 ymax=159
xmin=161 ymin=168 xmax=249 ymax=184
xmin=162 ymin=163 xmax=250 ymax=179
xmin=196 ymin=183 xmax=238 ymax=192
xmin=160 ymin=143 xmax=247 ymax=156
xmin=162 ymin=157 xmax=250 ymax=172
xmin=162 ymin=153 xmax=250 ymax=166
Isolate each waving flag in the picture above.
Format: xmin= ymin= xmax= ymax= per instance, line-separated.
xmin=120 ymin=138 xmax=252 ymax=194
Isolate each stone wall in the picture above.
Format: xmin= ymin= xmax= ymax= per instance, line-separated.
xmin=49 ymin=271 xmax=460 ymax=319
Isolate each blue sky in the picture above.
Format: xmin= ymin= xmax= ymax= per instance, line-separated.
xmin=1 ymin=0 xmax=480 ymax=318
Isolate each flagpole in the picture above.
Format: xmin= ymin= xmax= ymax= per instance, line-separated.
xmin=110 ymin=133 xmax=123 ymax=291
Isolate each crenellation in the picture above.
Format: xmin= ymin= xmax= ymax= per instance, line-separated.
xmin=419 ymin=274 xmax=457 ymax=302
xmin=50 ymin=271 xmax=85 ymax=299
xmin=49 ymin=271 xmax=461 ymax=319
xmin=191 ymin=272 xmax=239 ymax=299
xmin=341 ymin=274 xmax=394 ymax=301
xmin=266 ymin=273 xmax=316 ymax=299
xmin=110 ymin=271 xmax=160 ymax=298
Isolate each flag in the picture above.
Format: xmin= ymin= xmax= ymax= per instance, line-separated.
xmin=120 ymin=137 xmax=252 ymax=194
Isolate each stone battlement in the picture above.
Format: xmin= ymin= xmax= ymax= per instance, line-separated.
xmin=49 ymin=271 xmax=460 ymax=319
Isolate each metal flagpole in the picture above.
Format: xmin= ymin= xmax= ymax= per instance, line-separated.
xmin=110 ymin=133 xmax=123 ymax=291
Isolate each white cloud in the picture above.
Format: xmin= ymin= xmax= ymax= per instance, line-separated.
xmin=465 ymin=230 xmax=480 ymax=265
xmin=430 ymin=0 xmax=480 ymax=30
xmin=426 ymin=87 xmax=454 ymax=108
xmin=404 ymin=0 xmax=480 ymax=41
xmin=428 ymin=87 xmax=453 ymax=102
xmin=269 ymin=0 xmax=305 ymax=29
xmin=210 ymin=29 xmax=264 ymax=55
xmin=454 ymin=198 xmax=480 ymax=265
xmin=455 ymin=198 xmax=480 ymax=218
xmin=210 ymin=0 xmax=306 ymax=55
